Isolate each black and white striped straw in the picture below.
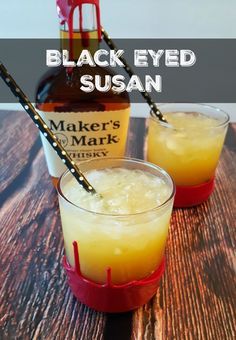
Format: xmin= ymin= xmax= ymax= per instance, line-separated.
xmin=101 ymin=27 xmax=168 ymax=124
xmin=0 ymin=62 xmax=96 ymax=194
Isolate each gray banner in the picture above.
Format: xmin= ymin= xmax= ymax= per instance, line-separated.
xmin=0 ymin=39 xmax=235 ymax=103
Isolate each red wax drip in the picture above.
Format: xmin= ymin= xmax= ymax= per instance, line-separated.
xmin=63 ymin=256 xmax=166 ymax=312
xmin=57 ymin=0 xmax=102 ymax=56
xmin=72 ymin=241 xmax=113 ymax=285
xmin=73 ymin=241 xmax=81 ymax=275
xmin=64 ymin=240 xmax=166 ymax=312
xmin=106 ymin=267 xmax=112 ymax=287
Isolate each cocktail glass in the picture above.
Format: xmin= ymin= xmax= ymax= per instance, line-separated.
xmin=147 ymin=103 xmax=229 ymax=207
xmin=57 ymin=158 xmax=175 ymax=312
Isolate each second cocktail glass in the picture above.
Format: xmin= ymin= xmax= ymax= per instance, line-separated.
xmin=147 ymin=103 xmax=229 ymax=207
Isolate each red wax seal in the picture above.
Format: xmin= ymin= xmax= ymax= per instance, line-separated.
xmin=174 ymin=177 xmax=215 ymax=208
xmin=57 ymin=0 xmax=102 ymax=44
xmin=63 ymin=241 xmax=165 ymax=312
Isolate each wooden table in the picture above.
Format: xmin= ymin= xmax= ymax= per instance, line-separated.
xmin=0 ymin=111 xmax=235 ymax=340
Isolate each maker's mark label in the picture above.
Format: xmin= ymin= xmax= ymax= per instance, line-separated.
xmin=39 ymin=108 xmax=130 ymax=177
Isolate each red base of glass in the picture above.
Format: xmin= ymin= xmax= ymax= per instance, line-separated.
xmin=174 ymin=176 xmax=215 ymax=208
xmin=63 ymin=242 xmax=165 ymax=313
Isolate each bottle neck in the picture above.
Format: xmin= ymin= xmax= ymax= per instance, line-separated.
xmin=60 ymin=4 xmax=99 ymax=59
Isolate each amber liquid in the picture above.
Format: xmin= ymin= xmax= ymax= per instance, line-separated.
xmin=36 ymin=65 xmax=130 ymax=112
xmin=36 ymin=31 xmax=130 ymax=187
xmin=37 ymin=30 xmax=129 ymax=111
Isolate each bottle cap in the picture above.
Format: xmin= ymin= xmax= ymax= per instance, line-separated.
xmin=57 ymin=0 xmax=102 ymax=41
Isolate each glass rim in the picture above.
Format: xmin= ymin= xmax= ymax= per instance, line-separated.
xmin=150 ymin=103 xmax=230 ymax=129
xmin=57 ymin=157 xmax=175 ymax=218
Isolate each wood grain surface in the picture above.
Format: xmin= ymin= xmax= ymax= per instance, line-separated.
xmin=0 ymin=111 xmax=235 ymax=340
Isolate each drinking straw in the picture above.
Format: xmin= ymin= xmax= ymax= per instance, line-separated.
xmin=0 ymin=62 xmax=96 ymax=194
xmin=101 ymin=27 xmax=168 ymax=124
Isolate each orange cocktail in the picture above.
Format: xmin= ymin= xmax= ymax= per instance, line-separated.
xmin=147 ymin=104 xmax=229 ymax=207
xmin=58 ymin=158 xmax=175 ymax=285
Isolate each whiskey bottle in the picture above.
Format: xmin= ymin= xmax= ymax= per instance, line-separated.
xmin=36 ymin=0 xmax=130 ymax=187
